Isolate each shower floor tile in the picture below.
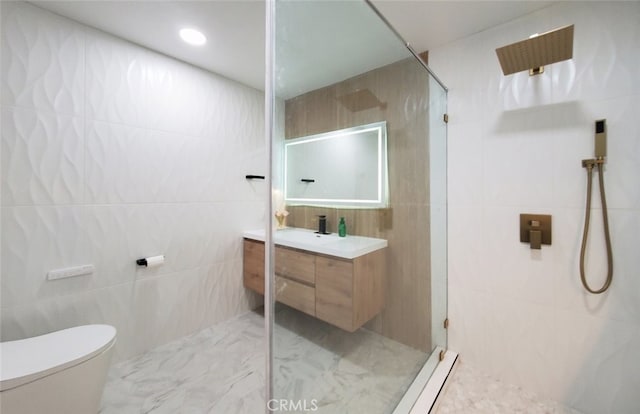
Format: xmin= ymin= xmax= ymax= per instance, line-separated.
xmin=100 ymin=307 xmax=427 ymax=414
xmin=434 ymin=361 xmax=583 ymax=414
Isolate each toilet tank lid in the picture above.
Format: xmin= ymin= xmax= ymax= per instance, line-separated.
xmin=0 ymin=324 xmax=116 ymax=391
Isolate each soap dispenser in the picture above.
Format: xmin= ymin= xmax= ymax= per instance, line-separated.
xmin=338 ymin=217 xmax=347 ymax=237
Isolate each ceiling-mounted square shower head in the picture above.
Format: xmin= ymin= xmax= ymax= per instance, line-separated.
xmin=495 ymin=24 xmax=574 ymax=76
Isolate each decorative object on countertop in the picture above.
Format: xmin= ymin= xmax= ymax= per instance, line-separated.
xmin=339 ymin=217 xmax=347 ymax=237
xmin=275 ymin=210 xmax=289 ymax=229
xmin=273 ymin=189 xmax=289 ymax=229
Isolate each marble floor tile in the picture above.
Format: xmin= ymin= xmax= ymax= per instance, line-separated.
xmin=434 ymin=361 xmax=583 ymax=414
xmin=273 ymin=305 xmax=427 ymax=414
xmin=100 ymin=310 xmax=265 ymax=414
xmin=100 ymin=306 xmax=429 ymax=414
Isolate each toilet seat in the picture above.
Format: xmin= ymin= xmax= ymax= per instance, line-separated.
xmin=0 ymin=325 xmax=116 ymax=392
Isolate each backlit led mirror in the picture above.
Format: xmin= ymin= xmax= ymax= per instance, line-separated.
xmin=284 ymin=121 xmax=388 ymax=208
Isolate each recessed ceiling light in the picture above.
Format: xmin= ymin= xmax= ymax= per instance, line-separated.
xmin=179 ymin=28 xmax=206 ymax=46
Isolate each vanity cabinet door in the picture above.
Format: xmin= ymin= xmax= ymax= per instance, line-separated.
xmin=243 ymin=239 xmax=264 ymax=294
xmin=315 ymin=256 xmax=355 ymax=332
xmin=275 ymin=246 xmax=315 ymax=284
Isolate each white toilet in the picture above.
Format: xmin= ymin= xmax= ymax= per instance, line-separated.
xmin=0 ymin=324 xmax=116 ymax=414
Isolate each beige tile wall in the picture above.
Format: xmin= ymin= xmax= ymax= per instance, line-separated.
xmin=284 ymin=57 xmax=432 ymax=351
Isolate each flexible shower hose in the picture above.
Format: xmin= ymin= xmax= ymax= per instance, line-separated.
xmin=579 ymin=162 xmax=613 ymax=294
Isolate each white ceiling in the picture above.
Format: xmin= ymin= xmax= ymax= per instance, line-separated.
xmin=274 ymin=1 xmax=412 ymax=98
xmin=31 ymin=1 xmax=266 ymax=90
xmin=32 ymin=0 xmax=554 ymax=96
xmin=369 ymin=0 xmax=554 ymax=54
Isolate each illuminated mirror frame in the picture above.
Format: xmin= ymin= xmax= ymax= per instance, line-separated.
xmin=284 ymin=121 xmax=389 ymax=208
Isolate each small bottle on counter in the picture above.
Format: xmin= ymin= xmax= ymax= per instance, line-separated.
xmin=338 ymin=217 xmax=347 ymax=237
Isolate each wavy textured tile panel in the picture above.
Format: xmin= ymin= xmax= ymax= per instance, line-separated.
xmin=85 ymin=120 xmax=232 ymax=203
xmin=199 ymin=201 xmax=266 ymax=267
xmin=85 ymin=120 xmax=165 ymax=203
xmin=1 ymin=206 xmax=89 ymax=308
xmin=208 ymin=79 xmax=264 ymax=144
xmin=550 ymin=2 xmax=640 ymax=103
xmin=84 ymin=29 xmax=150 ymax=128
xmin=1 ymin=2 xmax=266 ymax=363
xmin=129 ymin=261 xmax=256 ymax=359
xmin=206 ymin=259 xmax=261 ymax=327
xmin=145 ymin=54 xmax=212 ymax=137
xmin=203 ymin=83 xmax=265 ymax=202
xmin=83 ymin=202 xmax=250 ymax=288
xmin=131 ymin=268 xmax=202 ymax=356
xmin=82 ymin=205 xmax=138 ymax=289
xmin=127 ymin=204 xmax=184 ymax=279
xmin=124 ymin=203 xmax=226 ymax=276
xmin=0 ymin=281 xmax=133 ymax=361
xmin=0 ymin=2 xmax=84 ymax=116
xmin=84 ymin=26 xmax=264 ymax=138
xmin=1 ymin=107 xmax=84 ymax=206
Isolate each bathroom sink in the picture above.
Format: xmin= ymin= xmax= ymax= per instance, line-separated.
xmin=242 ymin=227 xmax=387 ymax=259
xmin=275 ymin=228 xmax=336 ymax=245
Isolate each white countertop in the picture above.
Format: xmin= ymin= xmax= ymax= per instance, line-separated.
xmin=243 ymin=227 xmax=387 ymax=259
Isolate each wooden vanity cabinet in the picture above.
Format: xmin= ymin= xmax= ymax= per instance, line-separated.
xmin=242 ymin=239 xmax=386 ymax=332
xmin=243 ymin=239 xmax=264 ymax=295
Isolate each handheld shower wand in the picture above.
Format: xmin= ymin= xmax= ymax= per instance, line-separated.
xmin=579 ymin=119 xmax=613 ymax=294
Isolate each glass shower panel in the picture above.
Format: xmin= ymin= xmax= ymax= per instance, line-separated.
xmin=270 ymin=1 xmax=448 ymax=412
xmin=429 ymin=76 xmax=448 ymax=352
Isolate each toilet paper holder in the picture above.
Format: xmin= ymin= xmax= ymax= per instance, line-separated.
xmin=136 ymin=255 xmax=165 ymax=267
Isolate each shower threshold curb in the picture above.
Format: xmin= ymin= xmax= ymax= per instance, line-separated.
xmin=393 ymin=347 xmax=459 ymax=414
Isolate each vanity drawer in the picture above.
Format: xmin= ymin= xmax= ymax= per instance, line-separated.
xmin=275 ymin=246 xmax=315 ymax=285
xmin=243 ymin=239 xmax=265 ymax=294
xmin=276 ymin=276 xmax=316 ymax=316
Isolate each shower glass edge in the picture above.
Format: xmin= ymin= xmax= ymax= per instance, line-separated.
xmin=264 ymin=0 xmax=276 ymax=413
xmin=267 ymin=0 xmax=448 ymax=412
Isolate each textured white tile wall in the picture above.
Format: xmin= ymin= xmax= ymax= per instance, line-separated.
xmin=430 ymin=3 xmax=640 ymax=413
xmin=0 ymin=2 xmax=266 ymax=360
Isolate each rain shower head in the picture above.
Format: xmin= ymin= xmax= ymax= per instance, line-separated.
xmin=335 ymin=89 xmax=386 ymax=112
xmin=496 ymin=24 xmax=574 ymax=76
